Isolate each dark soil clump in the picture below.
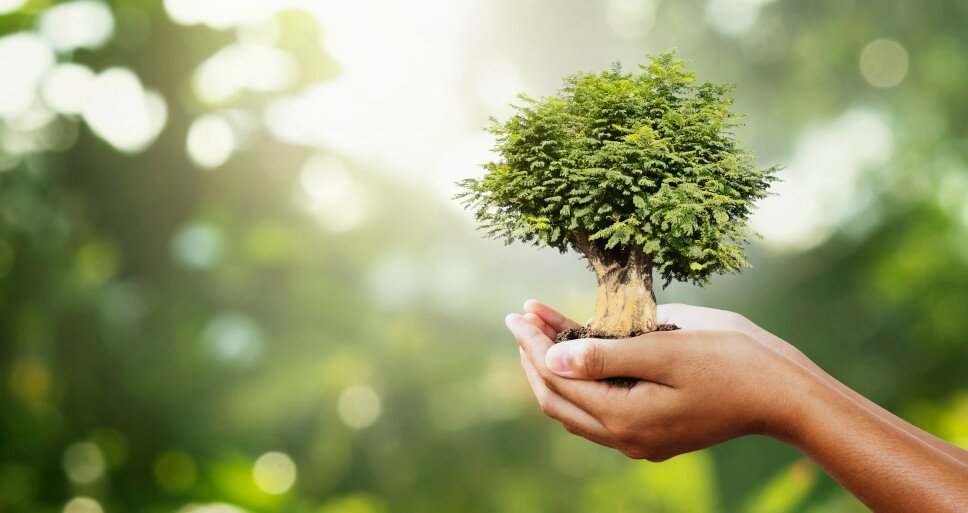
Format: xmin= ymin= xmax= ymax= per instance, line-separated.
xmin=554 ymin=323 xmax=680 ymax=389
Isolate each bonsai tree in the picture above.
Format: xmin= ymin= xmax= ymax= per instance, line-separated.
xmin=457 ymin=51 xmax=777 ymax=338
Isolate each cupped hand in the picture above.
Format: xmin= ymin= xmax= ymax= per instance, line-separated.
xmin=506 ymin=300 xmax=814 ymax=461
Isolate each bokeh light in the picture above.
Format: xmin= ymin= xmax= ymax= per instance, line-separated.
xmin=860 ymin=39 xmax=909 ymax=88
xmin=62 ymin=443 xmax=106 ymax=485
xmin=187 ymin=114 xmax=236 ymax=169
xmin=368 ymin=254 xmax=421 ymax=308
xmin=38 ymin=0 xmax=114 ymax=53
xmin=81 ymin=68 xmax=167 ymax=153
xmin=192 ymin=43 xmax=297 ymax=105
xmin=176 ymin=503 xmax=250 ymax=513
xmin=0 ymin=33 xmax=55 ymax=120
xmin=298 ymin=155 xmax=368 ymax=232
xmin=41 ymin=63 xmax=95 ymax=115
xmin=337 ymin=386 xmax=381 ymax=429
xmin=705 ymin=0 xmax=761 ymax=36
xmin=605 ymin=0 xmax=658 ymax=39
xmin=171 ymin=221 xmax=224 ymax=269
xmin=252 ymin=452 xmax=297 ymax=495
xmin=201 ymin=312 xmax=265 ymax=368
xmin=162 ymin=0 xmax=278 ymax=29
xmin=63 ymin=497 xmax=104 ymax=513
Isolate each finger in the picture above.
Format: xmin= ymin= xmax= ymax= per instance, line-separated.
xmin=656 ymin=303 xmax=675 ymax=325
xmin=657 ymin=303 xmax=738 ymax=330
xmin=506 ymin=314 xmax=612 ymax=418
xmin=518 ymin=349 xmax=612 ymax=444
xmin=523 ymin=299 xmax=582 ymax=332
xmin=523 ymin=312 xmax=558 ymax=341
xmin=657 ymin=303 xmax=690 ymax=326
xmin=544 ymin=331 xmax=690 ymax=383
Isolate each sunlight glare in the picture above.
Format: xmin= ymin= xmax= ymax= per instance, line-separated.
xmin=282 ymin=0 xmax=473 ymax=179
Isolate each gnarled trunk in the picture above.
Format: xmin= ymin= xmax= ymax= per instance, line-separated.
xmin=588 ymin=248 xmax=657 ymax=335
xmin=570 ymin=231 xmax=658 ymax=336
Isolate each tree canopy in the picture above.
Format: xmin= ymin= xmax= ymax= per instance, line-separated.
xmin=458 ymin=51 xmax=778 ymax=285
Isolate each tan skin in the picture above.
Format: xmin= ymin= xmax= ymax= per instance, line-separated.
xmin=506 ymin=300 xmax=968 ymax=513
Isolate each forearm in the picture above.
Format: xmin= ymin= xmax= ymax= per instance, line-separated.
xmin=756 ymin=328 xmax=968 ymax=464
xmin=806 ymin=361 xmax=968 ymax=465
xmin=783 ymin=374 xmax=968 ymax=512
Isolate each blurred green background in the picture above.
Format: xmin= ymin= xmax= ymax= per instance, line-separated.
xmin=1 ymin=0 xmax=966 ymax=512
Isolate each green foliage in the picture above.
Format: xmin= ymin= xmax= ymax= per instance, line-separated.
xmin=457 ymin=51 xmax=778 ymax=285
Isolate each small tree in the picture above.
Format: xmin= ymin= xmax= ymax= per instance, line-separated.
xmin=457 ymin=51 xmax=778 ymax=337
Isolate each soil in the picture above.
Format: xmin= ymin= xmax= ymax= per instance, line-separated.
xmin=554 ymin=323 xmax=680 ymax=389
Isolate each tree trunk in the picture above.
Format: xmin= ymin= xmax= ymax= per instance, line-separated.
xmin=587 ymin=249 xmax=658 ymax=335
xmin=569 ymin=230 xmax=658 ymax=336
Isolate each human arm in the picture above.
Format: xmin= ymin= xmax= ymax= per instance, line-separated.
xmin=629 ymin=302 xmax=968 ymax=465
xmin=507 ymin=301 xmax=968 ymax=513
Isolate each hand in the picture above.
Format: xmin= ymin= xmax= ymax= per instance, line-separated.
xmin=506 ymin=301 xmax=812 ymax=461
xmin=508 ymin=300 xmax=968 ymax=513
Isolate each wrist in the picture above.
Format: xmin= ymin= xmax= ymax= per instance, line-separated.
xmin=760 ymin=359 xmax=839 ymax=446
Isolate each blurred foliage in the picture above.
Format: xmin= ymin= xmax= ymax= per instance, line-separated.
xmin=0 ymin=1 xmax=966 ymax=513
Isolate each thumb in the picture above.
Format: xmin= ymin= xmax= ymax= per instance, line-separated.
xmin=545 ymin=334 xmax=679 ymax=381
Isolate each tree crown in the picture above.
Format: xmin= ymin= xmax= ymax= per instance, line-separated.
xmin=456 ymin=51 xmax=778 ymax=285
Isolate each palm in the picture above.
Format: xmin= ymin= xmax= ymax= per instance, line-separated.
xmin=523 ymin=300 xmax=809 ymax=369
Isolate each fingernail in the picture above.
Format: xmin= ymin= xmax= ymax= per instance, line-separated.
xmin=504 ymin=313 xmax=519 ymax=328
xmin=546 ymin=343 xmax=572 ymax=373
